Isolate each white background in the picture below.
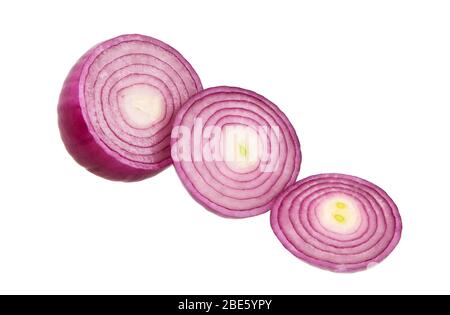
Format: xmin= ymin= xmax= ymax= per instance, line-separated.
xmin=0 ymin=0 xmax=449 ymax=295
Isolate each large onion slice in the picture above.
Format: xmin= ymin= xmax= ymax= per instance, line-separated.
xmin=58 ymin=34 xmax=202 ymax=181
xmin=171 ymin=87 xmax=301 ymax=218
xmin=271 ymin=174 xmax=402 ymax=272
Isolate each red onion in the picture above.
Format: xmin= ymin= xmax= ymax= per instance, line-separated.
xmin=58 ymin=34 xmax=202 ymax=181
xmin=271 ymin=174 xmax=402 ymax=272
xmin=171 ymin=87 xmax=301 ymax=218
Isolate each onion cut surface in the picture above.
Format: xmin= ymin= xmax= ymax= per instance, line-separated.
xmin=171 ymin=87 xmax=301 ymax=218
xmin=58 ymin=34 xmax=202 ymax=181
xmin=271 ymin=174 xmax=402 ymax=272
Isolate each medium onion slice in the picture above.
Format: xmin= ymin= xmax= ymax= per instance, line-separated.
xmin=171 ymin=86 xmax=301 ymax=218
xmin=271 ymin=174 xmax=402 ymax=272
xmin=58 ymin=34 xmax=202 ymax=181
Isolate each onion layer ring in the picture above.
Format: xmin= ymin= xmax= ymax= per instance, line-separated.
xmin=171 ymin=86 xmax=301 ymax=218
xmin=271 ymin=174 xmax=402 ymax=272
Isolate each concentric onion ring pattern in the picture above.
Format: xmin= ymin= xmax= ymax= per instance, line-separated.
xmin=271 ymin=174 xmax=402 ymax=272
xmin=171 ymin=87 xmax=302 ymax=218
xmin=58 ymin=34 xmax=202 ymax=181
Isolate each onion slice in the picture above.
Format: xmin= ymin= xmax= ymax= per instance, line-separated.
xmin=271 ymin=174 xmax=402 ymax=272
xmin=171 ymin=86 xmax=301 ymax=218
xmin=58 ymin=34 xmax=202 ymax=181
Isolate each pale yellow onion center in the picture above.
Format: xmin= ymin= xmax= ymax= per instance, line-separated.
xmin=221 ymin=125 xmax=262 ymax=172
xmin=318 ymin=197 xmax=362 ymax=234
xmin=118 ymin=84 xmax=164 ymax=128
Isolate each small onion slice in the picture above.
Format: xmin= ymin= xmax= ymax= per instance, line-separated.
xmin=271 ymin=174 xmax=402 ymax=272
xmin=171 ymin=86 xmax=301 ymax=218
xmin=58 ymin=34 xmax=202 ymax=181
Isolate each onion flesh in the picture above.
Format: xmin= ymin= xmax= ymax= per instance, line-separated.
xmin=171 ymin=86 xmax=301 ymax=218
xmin=270 ymin=174 xmax=402 ymax=272
xmin=58 ymin=34 xmax=202 ymax=181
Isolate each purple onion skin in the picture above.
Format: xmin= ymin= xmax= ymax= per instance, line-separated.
xmin=58 ymin=35 xmax=201 ymax=182
xmin=58 ymin=51 xmax=153 ymax=181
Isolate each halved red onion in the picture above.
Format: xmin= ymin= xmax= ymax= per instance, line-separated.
xmin=171 ymin=87 xmax=301 ymax=218
xmin=58 ymin=34 xmax=202 ymax=181
xmin=271 ymin=174 xmax=402 ymax=272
